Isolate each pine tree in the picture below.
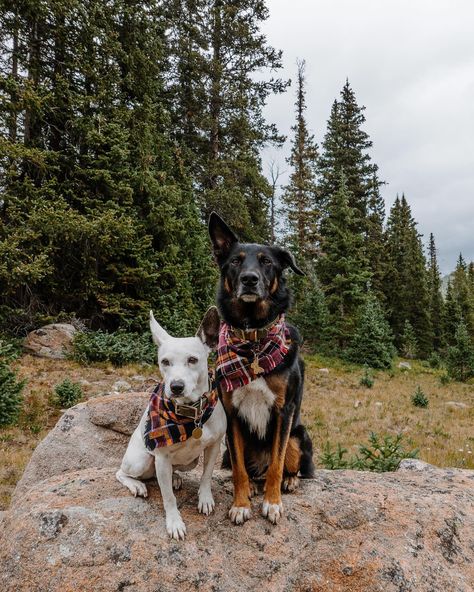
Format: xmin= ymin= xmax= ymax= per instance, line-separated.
xmin=317 ymin=172 xmax=370 ymax=349
xmin=365 ymin=174 xmax=386 ymax=301
xmin=318 ymin=80 xmax=381 ymax=232
xmin=281 ymin=59 xmax=320 ymax=265
xmin=383 ymin=195 xmax=432 ymax=357
xmin=345 ymin=294 xmax=395 ymax=369
xmin=444 ymin=281 xmax=463 ymax=346
xmin=451 ymin=254 xmax=474 ymax=339
xmin=446 ymin=321 xmax=474 ymax=382
xmin=427 ymin=233 xmax=445 ymax=351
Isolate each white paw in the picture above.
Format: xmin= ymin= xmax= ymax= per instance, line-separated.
xmin=129 ymin=481 xmax=148 ymax=498
xmin=172 ymin=473 xmax=183 ymax=490
xmin=198 ymin=491 xmax=215 ymax=515
xmin=282 ymin=475 xmax=299 ymax=492
xmin=166 ymin=514 xmax=186 ymax=540
xmin=229 ymin=505 xmax=251 ymax=525
xmin=262 ymin=500 xmax=283 ymax=524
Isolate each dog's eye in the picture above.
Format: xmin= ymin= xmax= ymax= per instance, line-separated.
xmin=231 ymin=257 xmax=241 ymax=267
xmin=261 ymin=257 xmax=272 ymax=266
xmin=188 ymin=356 xmax=198 ymax=365
xmin=161 ymin=358 xmax=170 ymax=367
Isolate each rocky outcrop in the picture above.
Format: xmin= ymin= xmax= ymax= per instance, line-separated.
xmin=23 ymin=324 xmax=77 ymax=359
xmin=2 ymin=393 xmax=474 ymax=592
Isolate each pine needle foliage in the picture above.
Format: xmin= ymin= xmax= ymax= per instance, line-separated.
xmin=411 ymin=386 xmax=429 ymax=408
xmin=0 ymin=340 xmax=26 ymax=427
xmin=345 ymin=294 xmax=395 ymax=369
xmin=320 ymin=433 xmax=419 ymax=472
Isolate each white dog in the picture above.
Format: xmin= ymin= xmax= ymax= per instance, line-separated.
xmin=116 ymin=307 xmax=226 ymax=540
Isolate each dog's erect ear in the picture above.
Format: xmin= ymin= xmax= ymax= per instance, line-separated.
xmin=149 ymin=311 xmax=171 ymax=346
xmin=272 ymin=247 xmax=305 ymax=276
xmin=208 ymin=212 xmax=238 ymax=262
xmin=196 ymin=306 xmax=221 ymax=350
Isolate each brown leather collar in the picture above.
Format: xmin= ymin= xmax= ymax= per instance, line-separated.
xmin=230 ymin=316 xmax=280 ymax=342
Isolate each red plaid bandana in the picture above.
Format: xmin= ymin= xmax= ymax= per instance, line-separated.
xmin=144 ymin=382 xmax=218 ymax=450
xmin=216 ymin=315 xmax=291 ymax=392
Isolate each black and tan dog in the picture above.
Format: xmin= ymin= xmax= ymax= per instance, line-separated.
xmin=209 ymin=212 xmax=314 ymax=525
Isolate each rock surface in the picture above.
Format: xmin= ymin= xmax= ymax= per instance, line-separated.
xmin=2 ymin=394 xmax=474 ymax=592
xmin=23 ymin=323 xmax=77 ymax=359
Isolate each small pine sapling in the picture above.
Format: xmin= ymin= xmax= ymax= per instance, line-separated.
xmin=411 ymin=386 xmax=429 ymax=408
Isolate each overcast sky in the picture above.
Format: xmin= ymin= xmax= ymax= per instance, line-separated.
xmin=262 ymin=0 xmax=474 ymax=274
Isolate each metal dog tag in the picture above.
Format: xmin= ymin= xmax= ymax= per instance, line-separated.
xmin=251 ymin=357 xmax=264 ymax=375
xmin=192 ymin=427 xmax=203 ymax=439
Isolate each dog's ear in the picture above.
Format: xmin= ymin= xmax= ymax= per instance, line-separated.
xmin=208 ymin=212 xmax=238 ymax=263
xmin=196 ymin=306 xmax=221 ymax=350
xmin=149 ymin=311 xmax=171 ymax=346
xmin=272 ymin=247 xmax=305 ymax=276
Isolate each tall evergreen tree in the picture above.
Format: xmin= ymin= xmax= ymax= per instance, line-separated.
xmin=317 ymin=172 xmax=370 ymax=349
xmin=318 ymin=80 xmax=381 ymax=232
xmin=444 ymin=280 xmax=463 ymax=346
xmin=384 ymin=195 xmax=432 ymax=357
xmin=365 ymin=174 xmax=386 ymax=301
xmin=281 ymin=59 xmax=319 ymax=265
xmin=427 ymin=233 xmax=445 ymax=350
xmin=345 ymin=293 xmax=395 ymax=369
xmin=451 ymin=253 xmax=474 ymax=338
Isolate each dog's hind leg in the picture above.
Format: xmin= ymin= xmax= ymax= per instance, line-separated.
xmin=282 ymin=435 xmax=302 ymax=492
xmin=116 ymin=427 xmax=154 ymax=498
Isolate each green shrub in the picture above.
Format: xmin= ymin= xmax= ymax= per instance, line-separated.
xmin=53 ymin=379 xmax=83 ymax=408
xmin=411 ymin=385 xmax=429 ymax=408
xmin=427 ymin=351 xmax=442 ymax=369
xmin=320 ymin=433 xmax=419 ymax=472
xmin=0 ymin=340 xmax=26 ymax=427
xmin=359 ymin=365 xmax=374 ymax=388
xmin=71 ymin=330 xmax=156 ymax=366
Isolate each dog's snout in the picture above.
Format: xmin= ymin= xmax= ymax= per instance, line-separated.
xmin=170 ymin=380 xmax=185 ymax=395
xmin=240 ymin=272 xmax=259 ymax=287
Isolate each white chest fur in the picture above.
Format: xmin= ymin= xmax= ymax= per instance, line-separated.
xmin=232 ymin=377 xmax=275 ymax=439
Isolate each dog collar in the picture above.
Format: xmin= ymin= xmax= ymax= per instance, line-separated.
xmin=229 ymin=316 xmax=280 ymax=342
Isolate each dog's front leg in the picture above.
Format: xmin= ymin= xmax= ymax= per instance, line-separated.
xmin=227 ymin=418 xmax=252 ymax=524
xmin=263 ymin=410 xmax=294 ymax=524
xmin=155 ymin=454 xmax=186 ymax=540
xmin=198 ymin=440 xmax=220 ymax=515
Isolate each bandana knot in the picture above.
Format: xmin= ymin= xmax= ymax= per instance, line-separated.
xmin=216 ymin=315 xmax=291 ymax=392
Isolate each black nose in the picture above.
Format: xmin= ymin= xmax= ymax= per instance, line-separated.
xmin=170 ymin=380 xmax=185 ymax=395
xmin=240 ymin=272 xmax=259 ymax=287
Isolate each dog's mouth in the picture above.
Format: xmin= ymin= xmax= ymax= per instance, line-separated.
xmin=240 ymin=293 xmax=259 ymax=303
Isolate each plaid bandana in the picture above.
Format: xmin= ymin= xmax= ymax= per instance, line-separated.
xmin=216 ymin=315 xmax=291 ymax=392
xmin=144 ymin=382 xmax=218 ymax=450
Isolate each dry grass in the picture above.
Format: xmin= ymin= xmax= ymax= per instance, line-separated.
xmin=1 ymin=353 xmax=473 ymax=510
xmin=302 ymin=355 xmax=474 ymax=471
xmin=0 ymin=355 xmax=158 ymax=510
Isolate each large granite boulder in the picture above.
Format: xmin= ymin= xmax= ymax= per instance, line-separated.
xmin=2 ymin=393 xmax=473 ymax=592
